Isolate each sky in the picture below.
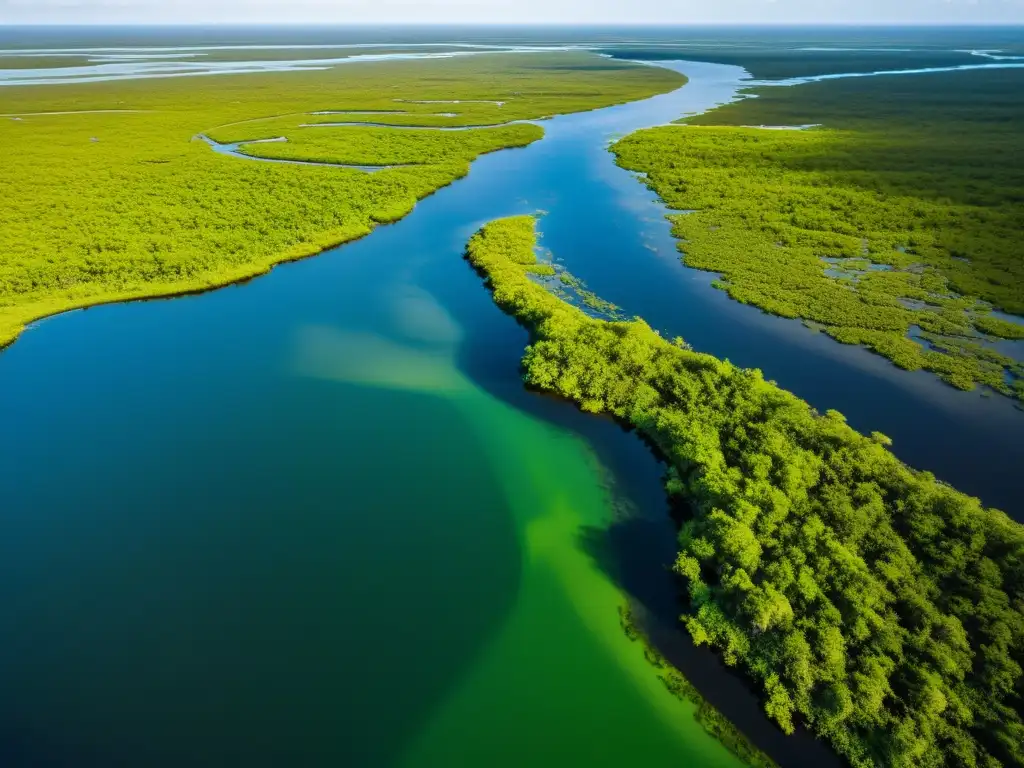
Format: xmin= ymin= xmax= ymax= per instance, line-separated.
xmin=2 ymin=0 xmax=1024 ymax=25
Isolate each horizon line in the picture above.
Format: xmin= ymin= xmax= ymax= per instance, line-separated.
xmin=4 ymin=21 xmax=1024 ymax=28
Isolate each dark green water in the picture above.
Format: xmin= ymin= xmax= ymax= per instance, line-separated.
xmin=2 ymin=56 xmax=1022 ymax=767
xmin=0 ymin=63 xmax=760 ymax=768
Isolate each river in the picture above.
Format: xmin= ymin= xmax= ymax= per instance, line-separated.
xmin=0 ymin=59 xmax=1019 ymax=767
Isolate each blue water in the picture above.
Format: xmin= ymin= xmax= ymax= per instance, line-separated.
xmin=0 ymin=50 xmax=495 ymax=86
xmin=1 ymin=54 xmax=1022 ymax=767
xmin=202 ymin=60 xmax=1024 ymax=505
xmin=756 ymin=60 xmax=1024 ymax=87
xmin=1 ymin=56 xmax=854 ymax=768
xmin=4 ymin=28 xmax=1024 ymax=88
xmin=7 ymin=56 xmax=1024 ymax=517
xmin=509 ymin=62 xmax=1024 ymax=516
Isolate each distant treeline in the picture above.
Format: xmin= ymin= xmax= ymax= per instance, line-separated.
xmin=600 ymin=47 xmax=981 ymax=80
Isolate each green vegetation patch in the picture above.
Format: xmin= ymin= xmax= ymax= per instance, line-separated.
xmin=601 ymin=47 xmax=980 ymax=80
xmin=236 ymin=124 xmax=542 ymax=166
xmin=612 ymin=68 xmax=1024 ymax=399
xmin=0 ymin=55 xmax=94 ymax=69
xmin=181 ymin=45 xmax=478 ymax=63
xmin=0 ymin=52 xmax=682 ymax=347
xmin=466 ymin=215 xmax=1024 ymax=768
xmin=597 ymin=28 xmax=1024 ymax=80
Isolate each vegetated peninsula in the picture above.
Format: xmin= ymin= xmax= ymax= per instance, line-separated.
xmin=612 ymin=68 xmax=1024 ymax=401
xmin=465 ymin=215 xmax=1024 ymax=768
xmin=0 ymin=52 xmax=682 ymax=348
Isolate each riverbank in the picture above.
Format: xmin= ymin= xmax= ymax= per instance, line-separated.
xmin=2 ymin=44 xmax=1022 ymax=768
xmin=0 ymin=88 xmax=760 ymax=765
xmin=464 ymin=214 xmax=1024 ymax=768
xmin=0 ymin=51 xmax=682 ymax=349
xmin=612 ymin=66 xmax=1024 ymax=401
xmin=618 ymin=604 xmax=778 ymax=768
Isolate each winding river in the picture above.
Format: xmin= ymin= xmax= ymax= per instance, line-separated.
xmin=0 ymin=59 xmax=1021 ymax=767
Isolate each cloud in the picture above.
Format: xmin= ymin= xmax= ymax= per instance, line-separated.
xmin=2 ymin=0 xmax=1023 ymax=25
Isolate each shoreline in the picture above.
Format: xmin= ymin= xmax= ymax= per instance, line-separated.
xmin=1 ymin=60 xmax=684 ymax=353
xmin=463 ymin=214 xmax=1023 ymax=768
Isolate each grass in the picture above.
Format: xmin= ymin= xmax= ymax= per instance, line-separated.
xmin=0 ymin=55 xmax=94 ymax=69
xmin=602 ymin=47 xmax=982 ymax=80
xmin=612 ymin=68 xmax=1024 ymax=399
xmin=233 ymin=124 xmax=544 ymax=166
xmin=464 ymin=214 xmax=1024 ymax=768
xmin=0 ymin=51 xmax=682 ymax=348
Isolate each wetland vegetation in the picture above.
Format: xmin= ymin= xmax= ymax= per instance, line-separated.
xmin=466 ymin=214 xmax=1024 ymax=768
xmin=7 ymin=29 xmax=1024 ymax=768
xmin=224 ymin=123 xmax=543 ymax=167
xmin=0 ymin=52 xmax=681 ymax=347
xmin=612 ymin=68 xmax=1024 ymax=400
xmin=603 ymin=47 xmax=984 ymax=80
xmin=599 ymin=26 xmax=1024 ymax=80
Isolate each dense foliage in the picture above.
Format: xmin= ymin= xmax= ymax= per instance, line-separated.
xmin=467 ymin=215 xmax=1024 ymax=768
xmin=599 ymin=27 xmax=1024 ymax=80
xmin=0 ymin=53 xmax=682 ymax=347
xmin=613 ymin=69 xmax=1024 ymax=400
xmin=234 ymin=124 xmax=543 ymax=167
xmin=602 ymin=47 xmax=981 ymax=80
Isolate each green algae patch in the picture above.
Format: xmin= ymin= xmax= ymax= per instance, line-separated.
xmin=0 ymin=52 xmax=682 ymax=348
xmin=397 ymin=398 xmax=744 ymax=768
xmin=295 ymin=286 xmax=744 ymax=768
xmin=465 ymin=215 xmax=1024 ymax=768
xmin=612 ymin=68 xmax=1024 ymax=400
xmin=620 ymin=605 xmax=779 ymax=768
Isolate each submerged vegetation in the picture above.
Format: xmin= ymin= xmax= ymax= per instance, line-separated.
xmin=619 ymin=604 xmax=779 ymax=768
xmin=0 ymin=52 xmax=682 ymax=347
xmin=612 ymin=69 xmax=1024 ymax=400
xmin=466 ymin=215 xmax=1024 ymax=768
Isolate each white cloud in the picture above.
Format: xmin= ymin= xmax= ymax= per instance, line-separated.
xmin=2 ymin=0 xmax=1023 ymax=25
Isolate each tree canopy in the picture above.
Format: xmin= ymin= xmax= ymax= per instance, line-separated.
xmin=466 ymin=215 xmax=1024 ymax=768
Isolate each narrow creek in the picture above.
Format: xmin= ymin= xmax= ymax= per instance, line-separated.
xmin=196 ymin=133 xmax=415 ymax=171
xmin=0 ymin=59 xmax=1020 ymax=768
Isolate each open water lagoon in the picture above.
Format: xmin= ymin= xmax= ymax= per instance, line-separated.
xmin=1 ymin=52 xmax=1022 ymax=767
xmin=0 ymin=62 xmax=752 ymax=767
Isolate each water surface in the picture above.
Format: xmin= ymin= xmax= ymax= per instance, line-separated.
xmin=0 ymin=60 xmax=761 ymax=768
xmin=1 ymin=56 xmax=1021 ymax=768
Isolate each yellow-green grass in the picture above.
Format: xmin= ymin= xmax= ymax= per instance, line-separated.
xmin=0 ymin=55 xmax=94 ymax=69
xmin=184 ymin=46 xmax=477 ymax=63
xmin=612 ymin=69 xmax=1024 ymax=400
xmin=234 ymin=124 xmax=544 ymax=167
xmin=0 ymin=52 xmax=683 ymax=348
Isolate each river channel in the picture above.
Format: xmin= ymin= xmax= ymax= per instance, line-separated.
xmin=0 ymin=59 xmax=1020 ymax=767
